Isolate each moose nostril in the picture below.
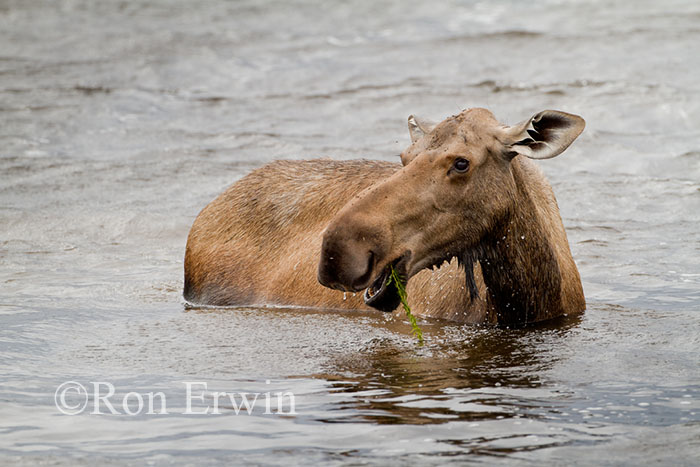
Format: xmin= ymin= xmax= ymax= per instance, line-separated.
xmin=319 ymin=214 xmax=391 ymax=292
xmin=317 ymin=258 xmax=337 ymax=289
xmin=351 ymin=250 xmax=375 ymax=290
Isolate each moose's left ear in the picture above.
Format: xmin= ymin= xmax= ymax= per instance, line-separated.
xmin=503 ymin=110 xmax=585 ymax=160
xmin=407 ymin=115 xmax=437 ymax=143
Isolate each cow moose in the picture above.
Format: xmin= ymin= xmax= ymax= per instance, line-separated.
xmin=184 ymin=107 xmax=586 ymax=325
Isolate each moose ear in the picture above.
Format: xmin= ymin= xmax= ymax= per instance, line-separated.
xmin=503 ymin=110 xmax=585 ymax=160
xmin=407 ymin=115 xmax=437 ymax=143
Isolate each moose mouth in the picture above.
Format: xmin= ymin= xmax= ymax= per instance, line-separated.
xmin=362 ymin=250 xmax=461 ymax=312
xmin=363 ymin=257 xmax=406 ymax=312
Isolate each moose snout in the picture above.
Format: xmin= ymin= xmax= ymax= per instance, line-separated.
xmin=317 ymin=218 xmax=390 ymax=292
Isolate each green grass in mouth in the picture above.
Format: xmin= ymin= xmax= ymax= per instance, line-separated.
xmin=388 ymin=265 xmax=424 ymax=345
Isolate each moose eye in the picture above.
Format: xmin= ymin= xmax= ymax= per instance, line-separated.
xmin=453 ymin=158 xmax=470 ymax=173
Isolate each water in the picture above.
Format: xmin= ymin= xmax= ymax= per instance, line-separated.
xmin=1 ymin=0 xmax=699 ymax=464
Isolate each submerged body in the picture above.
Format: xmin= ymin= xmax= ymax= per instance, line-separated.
xmin=185 ymin=108 xmax=586 ymax=325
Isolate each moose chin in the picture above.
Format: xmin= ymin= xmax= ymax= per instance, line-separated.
xmin=184 ymin=107 xmax=586 ymax=326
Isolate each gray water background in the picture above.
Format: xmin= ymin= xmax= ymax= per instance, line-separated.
xmin=1 ymin=0 xmax=699 ymax=465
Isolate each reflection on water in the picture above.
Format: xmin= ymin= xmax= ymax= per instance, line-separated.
xmin=321 ymin=317 xmax=582 ymax=425
xmin=1 ymin=0 xmax=700 ymax=464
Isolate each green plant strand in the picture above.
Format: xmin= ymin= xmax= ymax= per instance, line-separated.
xmin=389 ymin=265 xmax=424 ymax=345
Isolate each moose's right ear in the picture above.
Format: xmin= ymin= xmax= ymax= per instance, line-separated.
xmin=407 ymin=115 xmax=437 ymax=143
xmin=502 ymin=110 xmax=585 ymax=160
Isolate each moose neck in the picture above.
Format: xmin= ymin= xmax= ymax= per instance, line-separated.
xmin=477 ymin=175 xmax=563 ymax=326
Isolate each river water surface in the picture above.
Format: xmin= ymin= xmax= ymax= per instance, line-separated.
xmin=1 ymin=0 xmax=699 ymax=465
